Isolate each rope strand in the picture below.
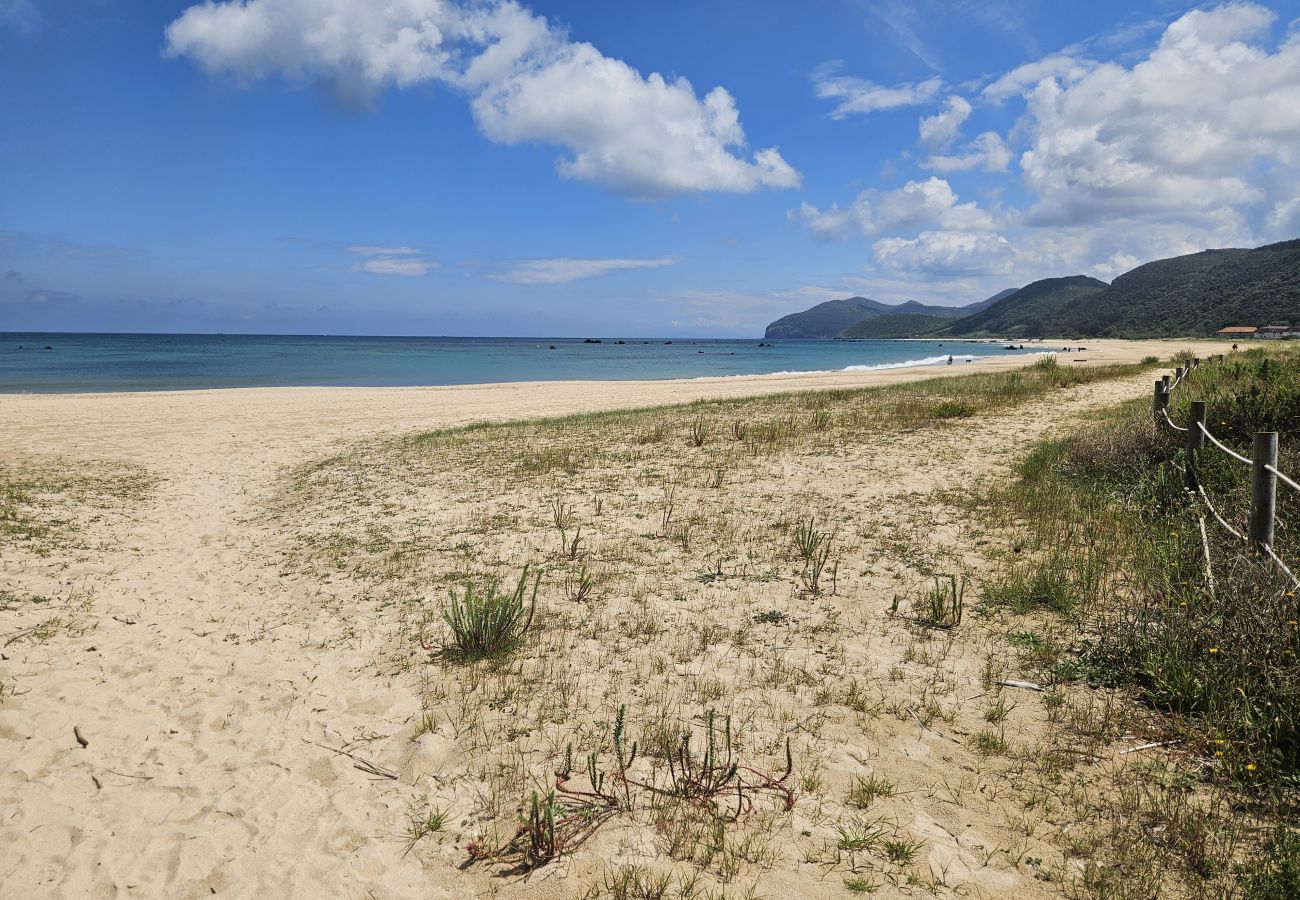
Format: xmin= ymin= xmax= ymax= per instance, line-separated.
xmin=1195 ymin=485 xmax=1245 ymax=542
xmin=1260 ymin=543 xmax=1300 ymax=591
xmin=1196 ymin=421 xmax=1252 ymax=466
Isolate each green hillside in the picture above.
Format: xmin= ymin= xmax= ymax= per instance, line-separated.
xmin=764 ymin=297 xmax=890 ymax=339
xmin=839 ymin=312 xmax=949 ymax=339
xmin=764 ymin=240 xmax=1298 ymax=340
xmin=1051 ymin=240 xmax=1300 ymax=337
xmin=933 ymin=276 xmax=1109 ymax=338
xmin=765 ymin=289 xmax=1017 ymax=339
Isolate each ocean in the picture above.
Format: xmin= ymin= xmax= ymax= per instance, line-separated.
xmin=0 ymin=333 xmax=1040 ymax=393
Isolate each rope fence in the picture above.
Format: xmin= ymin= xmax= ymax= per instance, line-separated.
xmin=1152 ymin=353 xmax=1299 ymax=589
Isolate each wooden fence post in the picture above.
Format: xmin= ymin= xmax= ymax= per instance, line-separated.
xmin=1153 ymin=381 xmax=1167 ymax=420
xmin=1162 ymin=374 xmax=1172 ymax=392
xmin=1175 ymin=366 xmax=1184 ymax=384
xmin=1187 ymin=401 xmax=1206 ymax=452
xmin=1250 ymin=432 xmax=1279 ymax=556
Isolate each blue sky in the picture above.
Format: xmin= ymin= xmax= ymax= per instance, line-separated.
xmin=2 ymin=0 xmax=1298 ymax=336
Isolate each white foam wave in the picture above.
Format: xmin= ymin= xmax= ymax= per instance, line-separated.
xmin=689 ymin=353 xmax=981 ymax=380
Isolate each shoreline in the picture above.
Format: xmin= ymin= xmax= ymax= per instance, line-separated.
xmin=0 ymin=337 xmax=1224 ymax=402
xmin=0 ymin=338 xmax=1225 ymax=474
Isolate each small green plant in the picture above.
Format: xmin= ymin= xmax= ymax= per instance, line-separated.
xmin=506 ymin=787 xmax=619 ymax=870
xmin=843 ymin=875 xmax=879 ymax=893
xmin=929 ymin=399 xmax=976 ymax=418
xmin=566 ymin=564 xmax=597 ymax=602
xmin=845 ymin=773 xmax=895 ymax=808
xmin=689 ymin=418 xmax=709 ymax=447
xmin=584 ymin=865 xmax=674 ymax=900
xmin=794 ymin=516 xmax=835 ymax=596
xmin=971 ymin=728 xmax=1007 ymax=756
xmin=551 ymin=498 xmax=577 ymax=556
xmin=525 ymin=790 xmax=562 ymax=866
xmin=835 ymin=819 xmax=884 ymax=853
xmin=403 ymin=804 xmax=449 ymax=855
xmin=984 ymin=696 xmax=1014 ymax=724
xmin=919 ymin=574 xmax=965 ymax=628
xmin=882 ymin=836 xmax=924 ymax=866
xmin=438 ymin=565 xmax=540 ymax=661
xmin=665 ymin=710 xmax=794 ymax=817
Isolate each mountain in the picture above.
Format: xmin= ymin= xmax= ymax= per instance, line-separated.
xmin=764 ymin=290 xmax=1016 ymax=339
xmin=764 ymin=297 xmax=890 ymax=339
xmin=839 ymin=312 xmax=952 ymax=339
xmin=763 ymin=241 xmax=1299 ymax=340
xmin=962 ymin=287 xmax=1019 ymax=316
xmin=1048 ymin=240 xmax=1300 ymax=337
xmin=931 ymin=276 xmax=1110 ymax=338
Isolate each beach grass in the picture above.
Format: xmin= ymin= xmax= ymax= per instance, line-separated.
xmin=262 ymin=354 xmax=1211 ymax=892
xmin=963 ymin=344 xmax=1300 ymax=896
xmin=0 ymin=455 xmax=153 ymax=555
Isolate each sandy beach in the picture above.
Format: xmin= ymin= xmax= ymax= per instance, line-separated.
xmin=0 ymin=339 xmax=1227 ymax=898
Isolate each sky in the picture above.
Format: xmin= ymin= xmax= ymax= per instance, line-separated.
xmin=2 ymin=0 xmax=1299 ymax=337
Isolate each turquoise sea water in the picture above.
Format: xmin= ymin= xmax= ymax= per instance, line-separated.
xmin=0 ymin=333 xmax=1041 ymax=393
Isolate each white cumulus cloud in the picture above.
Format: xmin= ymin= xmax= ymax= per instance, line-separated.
xmin=918 ymin=96 xmax=971 ymax=150
xmin=492 ymin=256 xmax=676 ymax=285
xmin=922 ymin=131 xmax=1012 ymax=173
xmin=798 ymin=177 xmax=996 ymax=240
xmin=873 ymin=230 xmax=1015 ymax=276
xmin=164 ymin=0 xmax=798 ymax=198
xmin=981 ymin=52 xmax=1095 ymax=103
xmin=1016 ymin=3 xmax=1300 ymax=231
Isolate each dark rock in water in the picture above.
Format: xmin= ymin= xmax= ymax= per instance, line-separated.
xmin=583 ymin=338 xmax=602 ymax=343
xmin=664 ymin=341 xmax=672 ymax=345
xmin=43 ymin=346 xmax=53 ymax=350
xmin=616 ymin=340 xmax=625 ymax=344
xmin=548 ymin=345 xmax=556 ymax=350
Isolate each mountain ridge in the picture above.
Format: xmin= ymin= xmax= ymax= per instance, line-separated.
xmin=764 ymin=289 xmax=1016 ymax=339
xmin=764 ymin=240 xmax=1300 ymax=339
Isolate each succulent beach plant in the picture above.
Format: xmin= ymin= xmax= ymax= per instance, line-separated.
xmin=438 ymin=564 xmax=540 ymax=661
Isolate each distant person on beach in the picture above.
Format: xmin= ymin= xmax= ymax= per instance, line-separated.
xmin=947 ymin=355 xmax=953 ymax=365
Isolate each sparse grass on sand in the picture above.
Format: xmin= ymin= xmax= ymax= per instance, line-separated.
xmin=0 ymin=455 xmax=153 ymax=653
xmin=1 ymin=455 xmax=153 ymax=555
xmin=267 ymin=354 xmax=1238 ymax=895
